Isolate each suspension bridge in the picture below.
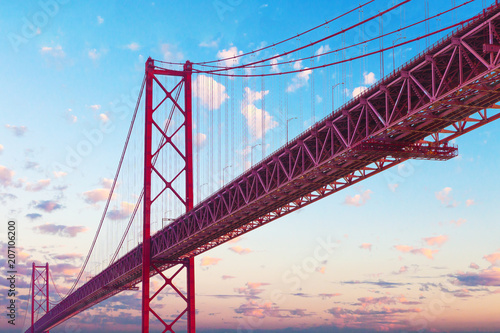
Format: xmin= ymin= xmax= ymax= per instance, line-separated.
xmin=27 ymin=1 xmax=500 ymax=332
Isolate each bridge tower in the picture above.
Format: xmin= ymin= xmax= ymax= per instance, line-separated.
xmin=142 ymin=58 xmax=195 ymax=332
xmin=31 ymin=262 xmax=49 ymax=333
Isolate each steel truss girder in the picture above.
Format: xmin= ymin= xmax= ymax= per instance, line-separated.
xmin=29 ymin=3 xmax=500 ymax=332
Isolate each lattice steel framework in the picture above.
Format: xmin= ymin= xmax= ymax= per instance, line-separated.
xmin=31 ymin=263 xmax=49 ymax=333
xmin=142 ymin=58 xmax=195 ymax=332
xmin=28 ymin=3 xmax=500 ymax=332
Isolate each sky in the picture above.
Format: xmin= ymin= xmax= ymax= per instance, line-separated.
xmin=1 ymin=0 xmax=500 ymax=332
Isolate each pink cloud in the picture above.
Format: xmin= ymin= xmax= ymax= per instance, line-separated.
xmin=108 ymin=201 xmax=135 ymax=220
xmin=423 ymin=235 xmax=448 ymax=247
xmin=344 ymin=189 xmax=372 ymax=207
xmin=484 ymin=252 xmax=500 ymax=266
xmin=0 ymin=165 xmax=15 ymax=187
xmin=319 ymin=293 xmax=341 ymax=299
xmin=25 ymin=178 xmax=51 ymax=192
xmin=435 ymin=187 xmax=457 ymax=207
xmin=466 ymin=199 xmax=475 ymax=206
xmin=222 ymin=275 xmax=235 ymax=280
xmin=229 ymin=245 xmax=252 ymax=255
xmin=469 ymin=262 xmax=480 ymax=270
xmin=316 ymin=266 xmax=326 ymax=274
xmin=83 ymin=188 xmax=114 ymax=204
xmin=200 ymin=256 xmax=221 ymax=266
xmin=360 ymin=243 xmax=372 ymax=251
xmin=394 ymin=245 xmax=412 ymax=253
xmin=394 ymin=245 xmax=438 ymax=259
xmin=33 ymin=223 xmax=88 ymax=237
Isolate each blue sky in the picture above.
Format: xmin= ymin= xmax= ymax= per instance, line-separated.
xmin=1 ymin=0 xmax=500 ymax=332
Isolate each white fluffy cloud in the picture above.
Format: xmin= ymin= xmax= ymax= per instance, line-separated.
xmin=217 ymin=46 xmax=243 ymax=67
xmin=363 ymin=71 xmax=376 ymax=85
xmin=241 ymin=87 xmax=278 ymax=139
xmin=286 ymin=61 xmax=312 ymax=93
xmin=193 ymin=74 xmax=229 ymax=109
xmin=352 ymin=86 xmax=368 ymax=98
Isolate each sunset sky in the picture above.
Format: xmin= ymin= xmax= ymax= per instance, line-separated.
xmin=1 ymin=0 xmax=500 ymax=332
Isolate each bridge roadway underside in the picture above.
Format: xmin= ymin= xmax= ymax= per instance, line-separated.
xmin=32 ymin=4 xmax=500 ymax=332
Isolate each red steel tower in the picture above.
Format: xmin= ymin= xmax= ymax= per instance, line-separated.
xmin=142 ymin=58 xmax=195 ymax=332
xmin=31 ymin=262 xmax=49 ymax=333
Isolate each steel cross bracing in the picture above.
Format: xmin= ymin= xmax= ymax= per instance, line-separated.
xmin=28 ymin=3 xmax=500 ymax=332
xmin=31 ymin=263 xmax=49 ymax=333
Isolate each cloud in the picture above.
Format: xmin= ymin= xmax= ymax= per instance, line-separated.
xmin=88 ymin=48 xmax=101 ymax=60
xmin=315 ymin=44 xmax=331 ymax=60
xmin=33 ymin=223 xmax=88 ymax=238
xmin=222 ymin=275 xmax=235 ymax=280
xmin=363 ymin=71 xmax=376 ymax=85
xmin=435 ymin=187 xmax=457 ymax=207
xmin=241 ymin=87 xmax=278 ymax=139
xmin=26 ymin=213 xmax=42 ymax=221
xmin=25 ymin=179 xmax=51 ymax=192
xmin=5 ymin=124 xmax=27 ymax=136
xmin=161 ymin=43 xmax=184 ymax=62
xmin=229 ymin=246 xmax=252 ymax=255
xmin=101 ymin=178 xmax=114 ymax=189
xmin=360 ymin=243 xmax=372 ymax=251
xmin=53 ymin=171 xmax=67 ymax=178
xmin=108 ymin=201 xmax=135 ymax=220
xmin=270 ymin=56 xmax=282 ymax=73
xmin=344 ymin=189 xmax=372 ymax=207
xmin=352 ymin=86 xmax=368 ymax=98
xmin=53 ymin=253 xmax=83 ymax=261
xmin=126 ymin=42 xmax=140 ymax=51
xmin=388 ymin=183 xmax=399 ymax=192
xmin=199 ymin=38 xmax=219 ymax=48
xmin=394 ymin=245 xmax=438 ymax=259
xmin=83 ymin=188 xmax=114 ymax=204
xmin=484 ymin=252 xmax=500 ymax=266
xmin=51 ymin=263 xmax=80 ymax=276
xmin=0 ymin=144 xmax=3 ymax=154
xmin=286 ymin=61 xmax=312 ymax=92
xmin=200 ymin=256 xmax=222 ymax=266
xmin=235 ymin=282 xmax=270 ymax=298
xmin=0 ymin=193 xmax=17 ymax=204
xmin=40 ymin=45 xmax=65 ymax=58
xmin=25 ymin=161 xmax=39 ymax=170
xmin=0 ymin=165 xmax=15 ymax=187
xmin=470 ymin=262 xmax=480 ymax=270
xmin=193 ymin=74 xmax=229 ymax=109
xmin=216 ymin=46 xmax=243 ymax=67
xmin=97 ymin=16 xmax=104 ymax=24
xmin=194 ymin=133 xmax=207 ymax=148
xmin=319 ymin=293 xmax=341 ymax=299
xmin=453 ymin=267 xmax=500 ymax=286
xmin=466 ymin=199 xmax=475 ymax=206
xmin=342 ymin=280 xmax=407 ymax=288
xmin=423 ymin=235 xmax=448 ymax=247
xmin=33 ymin=200 xmax=63 ymax=212
xmin=99 ymin=113 xmax=109 ymax=123
xmin=395 ymin=266 xmax=408 ymax=274
xmin=90 ymin=104 xmax=101 ymax=110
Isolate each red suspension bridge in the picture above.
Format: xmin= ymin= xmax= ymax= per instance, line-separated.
xmin=27 ymin=1 xmax=500 ymax=332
